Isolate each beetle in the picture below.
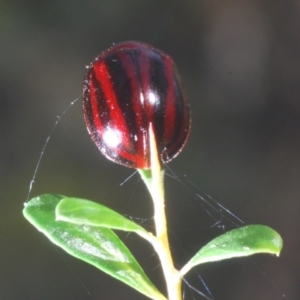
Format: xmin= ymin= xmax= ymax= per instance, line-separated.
xmin=83 ymin=41 xmax=191 ymax=169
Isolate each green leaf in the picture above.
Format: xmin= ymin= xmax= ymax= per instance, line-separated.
xmin=180 ymin=225 xmax=283 ymax=276
xmin=23 ymin=194 xmax=166 ymax=300
xmin=55 ymin=197 xmax=153 ymax=242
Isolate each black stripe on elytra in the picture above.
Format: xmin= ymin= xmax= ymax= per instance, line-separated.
xmin=83 ymin=76 xmax=94 ymax=132
xmin=105 ymin=51 xmax=140 ymax=152
xmin=127 ymin=47 xmax=148 ymax=132
xmin=164 ymin=72 xmax=189 ymax=160
xmin=83 ymin=74 xmax=102 ymax=148
xmin=148 ymin=52 xmax=168 ymax=152
xmin=91 ymin=70 xmax=111 ymax=131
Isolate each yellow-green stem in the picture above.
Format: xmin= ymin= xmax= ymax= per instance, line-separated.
xmin=139 ymin=124 xmax=182 ymax=300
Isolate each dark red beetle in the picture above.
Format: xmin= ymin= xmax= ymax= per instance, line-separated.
xmin=83 ymin=41 xmax=191 ymax=169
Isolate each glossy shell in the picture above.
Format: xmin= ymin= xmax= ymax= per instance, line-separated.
xmin=83 ymin=41 xmax=191 ymax=169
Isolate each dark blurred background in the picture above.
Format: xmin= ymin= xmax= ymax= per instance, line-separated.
xmin=1 ymin=1 xmax=300 ymax=299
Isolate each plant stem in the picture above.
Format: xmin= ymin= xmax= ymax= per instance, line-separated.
xmin=139 ymin=124 xmax=182 ymax=300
